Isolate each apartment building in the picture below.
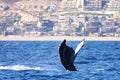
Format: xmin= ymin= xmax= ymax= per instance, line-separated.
xmin=59 ymin=0 xmax=83 ymax=11
xmin=12 ymin=0 xmax=59 ymax=11
xmin=106 ymin=0 xmax=120 ymax=11
xmin=84 ymin=0 xmax=102 ymax=11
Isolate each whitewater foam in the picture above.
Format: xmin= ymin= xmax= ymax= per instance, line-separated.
xmin=0 ymin=65 xmax=43 ymax=71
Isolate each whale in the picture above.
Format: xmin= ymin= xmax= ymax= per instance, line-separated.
xmin=58 ymin=39 xmax=84 ymax=71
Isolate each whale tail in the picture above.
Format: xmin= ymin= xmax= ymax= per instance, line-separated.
xmin=58 ymin=39 xmax=84 ymax=71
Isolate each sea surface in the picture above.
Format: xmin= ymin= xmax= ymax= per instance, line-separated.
xmin=0 ymin=40 xmax=120 ymax=80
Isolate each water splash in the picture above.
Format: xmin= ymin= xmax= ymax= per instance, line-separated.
xmin=96 ymin=68 xmax=105 ymax=71
xmin=0 ymin=65 xmax=43 ymax=71
xmin=0 ymin=65 xmax=61 ymax=71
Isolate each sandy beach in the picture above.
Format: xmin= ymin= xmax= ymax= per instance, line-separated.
xmin=0 ymin=36 xmax=120 ymax=41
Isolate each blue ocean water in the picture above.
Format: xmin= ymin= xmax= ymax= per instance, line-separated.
xmin=0 ymin=40 xmax=120 ymax=80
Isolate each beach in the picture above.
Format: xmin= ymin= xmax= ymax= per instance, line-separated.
xmin=0 ymin=36 xmax=120 ymax=41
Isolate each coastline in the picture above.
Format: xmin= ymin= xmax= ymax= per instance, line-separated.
xmin=0 ymin=36 xmax=120 ymax=41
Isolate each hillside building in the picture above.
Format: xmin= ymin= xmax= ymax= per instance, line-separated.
xmin=106 ymin=0 xmax=120 ymax=11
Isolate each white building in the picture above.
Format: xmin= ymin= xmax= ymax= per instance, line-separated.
xmin=59 ymin=0 xmax=84 ymax=11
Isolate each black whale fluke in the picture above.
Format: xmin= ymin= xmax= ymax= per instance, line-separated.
xmin=58 ymin=39 xmax=85 ymax=71
xmin=58 ymin=39 xmax=76 ymax=71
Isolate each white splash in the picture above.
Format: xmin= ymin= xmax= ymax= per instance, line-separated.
xmin=0 ymin=65 xmax=43 ymax=71
xmin=96 ymin=68 xmax=105 ymax=71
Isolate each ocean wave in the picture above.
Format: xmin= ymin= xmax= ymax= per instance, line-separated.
xmin=0 ymin=65 xmax=43 ymax=71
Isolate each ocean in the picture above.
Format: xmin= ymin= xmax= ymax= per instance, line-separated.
xmin=0 ymin=40 xmax=120 ymax=80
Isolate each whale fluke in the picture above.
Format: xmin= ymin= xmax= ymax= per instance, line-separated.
xmin=58 ymin=39 xmax=84 ymax=71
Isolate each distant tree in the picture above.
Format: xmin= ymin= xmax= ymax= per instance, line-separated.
xmin=4 ymin=6 xmax=9 ymax=11
xmin=41 ymin=20 xmax=55 ymax=32
xmin=13 ymin=28 xmax=22 ymax=35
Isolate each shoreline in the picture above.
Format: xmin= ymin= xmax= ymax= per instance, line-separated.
xmin=0 ymin=36 xmax=120 ymax=41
